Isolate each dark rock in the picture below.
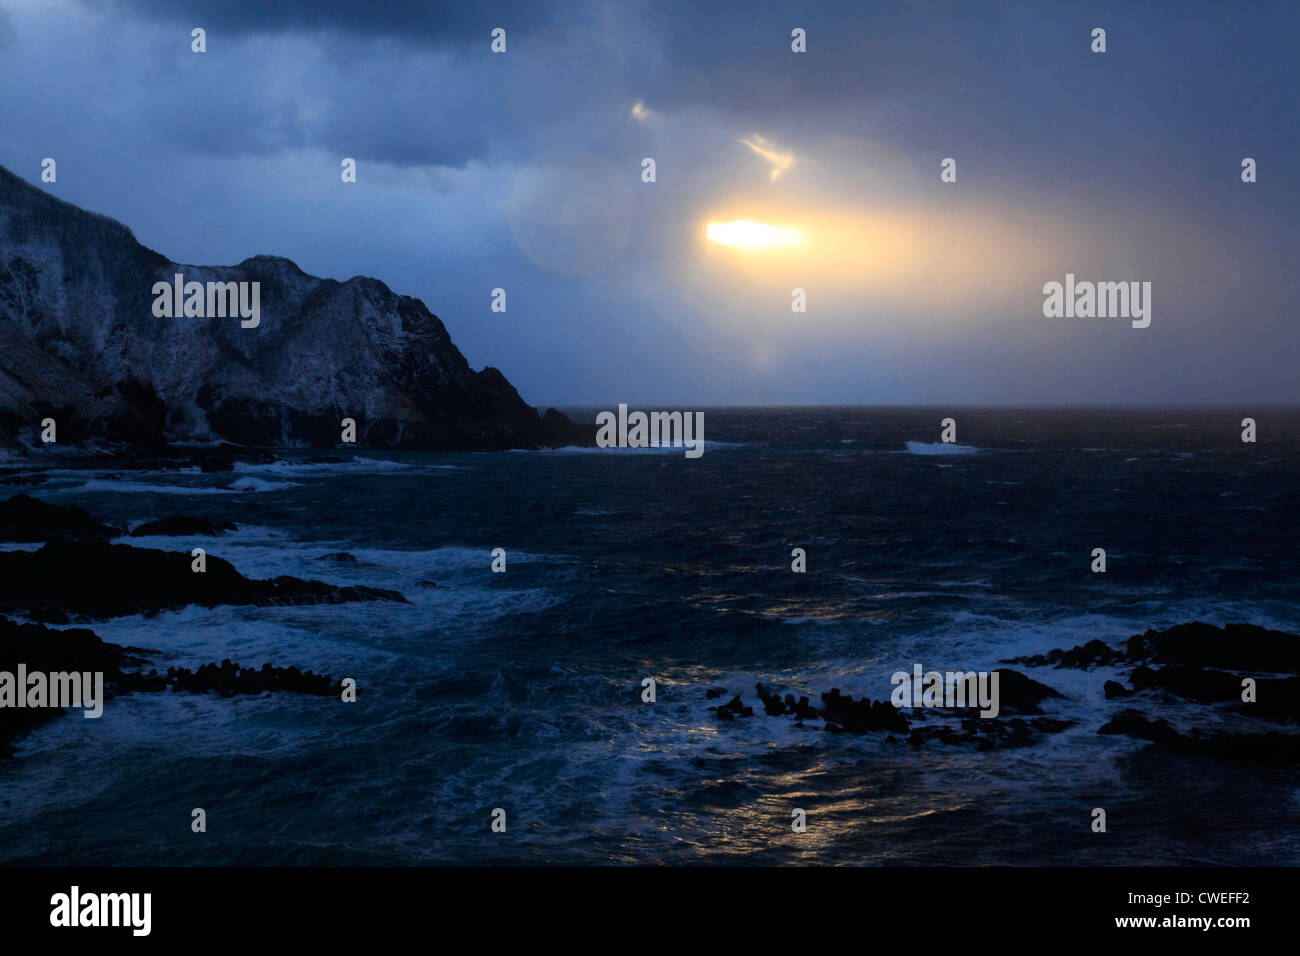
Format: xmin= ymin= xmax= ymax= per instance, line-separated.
xmin=1103 ymin=680 xmax=1132 ymax=699
xmin=151 ymin=659 xmax=336 ymax=698
xmin=909 ymin=715 xmax=1073 ymax=751
xmin=1129 ymin=664 xmax=1243 ymax=702
xmin=755 ymin=682 xmax=787 ymax=716
xmin=993 ymin=669 xmax=1064 ymax=714
xmin=1097 ymin=707 xmax=1300 ymax=764
xmin=0 ymin=494 xmax=119 ymax=542
xmin=1098 ymin=709 xmax=1181 ymax=743
xmin=1123 ymin=665 xmax=1300 ymax=723
xmin=711 ymin=695 xmax=753 ymax=719
xmin=1016 ymin=622 xmax=1300 ymax=676
xmin=317 ymin=552 xmax=357 ymax=563
xmin=416 ymin=579 xmax=440 ymax=589
xmin=1003 ymin=637 xmax=1128 ymax=670
xmin=28 ymin=607 xmax=70 ymax=625
xmin=0 ymin=614 xmax=341 ymax=758
xmin=129 ymin=515 xmax=238 ymax=537
xmin=187 ymin=445 xmax=276 ymax=473
xmin=792 ymin=695 xmax=818 ymax=720
xmin=1234 ymin=677 xmax=1300 ymax=723
xmin=1136 ymin=622 xmax=1300 ymax=674
xmin=819 ymin=687 xmax=909 ymax=734
xmin=0 ymin=539 xmax=408 ymax=620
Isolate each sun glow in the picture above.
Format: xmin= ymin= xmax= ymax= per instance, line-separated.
xmin=706 ymin=220 xmax=804 ymax=250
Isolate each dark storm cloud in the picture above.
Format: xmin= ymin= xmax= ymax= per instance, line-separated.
xmin=101 ymin=0 xmax=1300 ymax=208
xmin=105 ymin=0 xmax=998 ymax=112
xmin=102 ymin=0 xmax=565 ymax=45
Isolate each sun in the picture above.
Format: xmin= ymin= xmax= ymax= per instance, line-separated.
xmin=706 ymin=219 xmax=804 ymax=250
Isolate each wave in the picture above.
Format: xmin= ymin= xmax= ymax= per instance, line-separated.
xmin=227 ymin=476 xmax=300 ymax=492
xmin=509 ymin=440 xmax=748 ymax=455
xmin=511 ymin=444 xmax=696 ymax=455
xmin=58 ymin=476 xmax=298 ymax=495
xmin=904 ymin=441 xmax=980 ymax=455
xmin=232 ymin=456 xmax=439 ymax=476
xmin=66 ymin=479 xmax=234 ymax=495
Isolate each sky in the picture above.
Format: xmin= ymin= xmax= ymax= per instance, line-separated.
xmin=1 ymin=0 xmax=1296 ymax=406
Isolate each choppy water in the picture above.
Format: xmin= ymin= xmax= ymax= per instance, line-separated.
xmin=2 ymin=407 xmax=1298 ymax=865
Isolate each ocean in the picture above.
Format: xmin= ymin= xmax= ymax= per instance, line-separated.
xmin=1 ymin=407 xmax=1297 ymax=865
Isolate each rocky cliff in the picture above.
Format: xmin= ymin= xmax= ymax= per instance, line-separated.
xmin=0 ymin=164 xmax=591 ymax=452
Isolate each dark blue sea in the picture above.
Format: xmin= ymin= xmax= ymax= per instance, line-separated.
xmin=1 ymin=407 xmax=1297 ymax=865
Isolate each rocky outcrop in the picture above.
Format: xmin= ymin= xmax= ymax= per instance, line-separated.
xmin=711 ymin=678 xmax=1076 ymax=750
xmin=0 ymin=494 xmax=408 ymax=621
xmin=1098 ymin=708 xmax=1300 ymax=764
xmin=707 ymin=623 xmax=1300 ymax=761
xmin=710 ymin=674 xmax=1068 ymax=749
xmin=0 ymin=163 xmax=593 ymax=452
xmin=1004 ymin=621 xmax=1300 ymax=760
xmin=0 ymin=615 xmax=341 ymax=758
xmin=1004 ymin=622 xmax=1300 ymax=674
xmin=0 ymin=493 xmax=119 ymax=541
xmin=0 ymin=539 xmax=407 ymax=621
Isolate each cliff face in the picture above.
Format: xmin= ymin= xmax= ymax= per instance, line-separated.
xmin=0 ymin=164 xmax=590 ymax=451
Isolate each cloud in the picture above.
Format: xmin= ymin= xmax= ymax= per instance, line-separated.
xmin=738 ymin=135 xmax=795 ymax=181
xmin=0 ymin=0 xmax=1295 ymax=403
xmin=100 ymin=0 xmax=566 ymax=45
xmin=629 ymin=100 xmax=661 ymax=126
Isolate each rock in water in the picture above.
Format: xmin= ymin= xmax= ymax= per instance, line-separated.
xmin=0 ymin=538 xmax=409 ymax=620
xmin=0 ymin=494 xmax=120 ymax=541
xmin=129 ymin=515 xmax=238 ymax=537
xmin=0 ymin=163 xmax=593 ymax=452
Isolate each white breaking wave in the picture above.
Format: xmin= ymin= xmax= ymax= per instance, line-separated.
xmin=58 ymin=477 xmax=298 ymax=495
xmin=508 ymin=440 xmax=748 ymax=455
xmin=904 ymin=441 xmax=980 ymax=455
xmin=232 ymin=456 xmax=445 ymax=476
xmin=67 ymin=479 xmax=236 ymax=495
xmin=227 ymin=476 xmax=300 ymax=492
